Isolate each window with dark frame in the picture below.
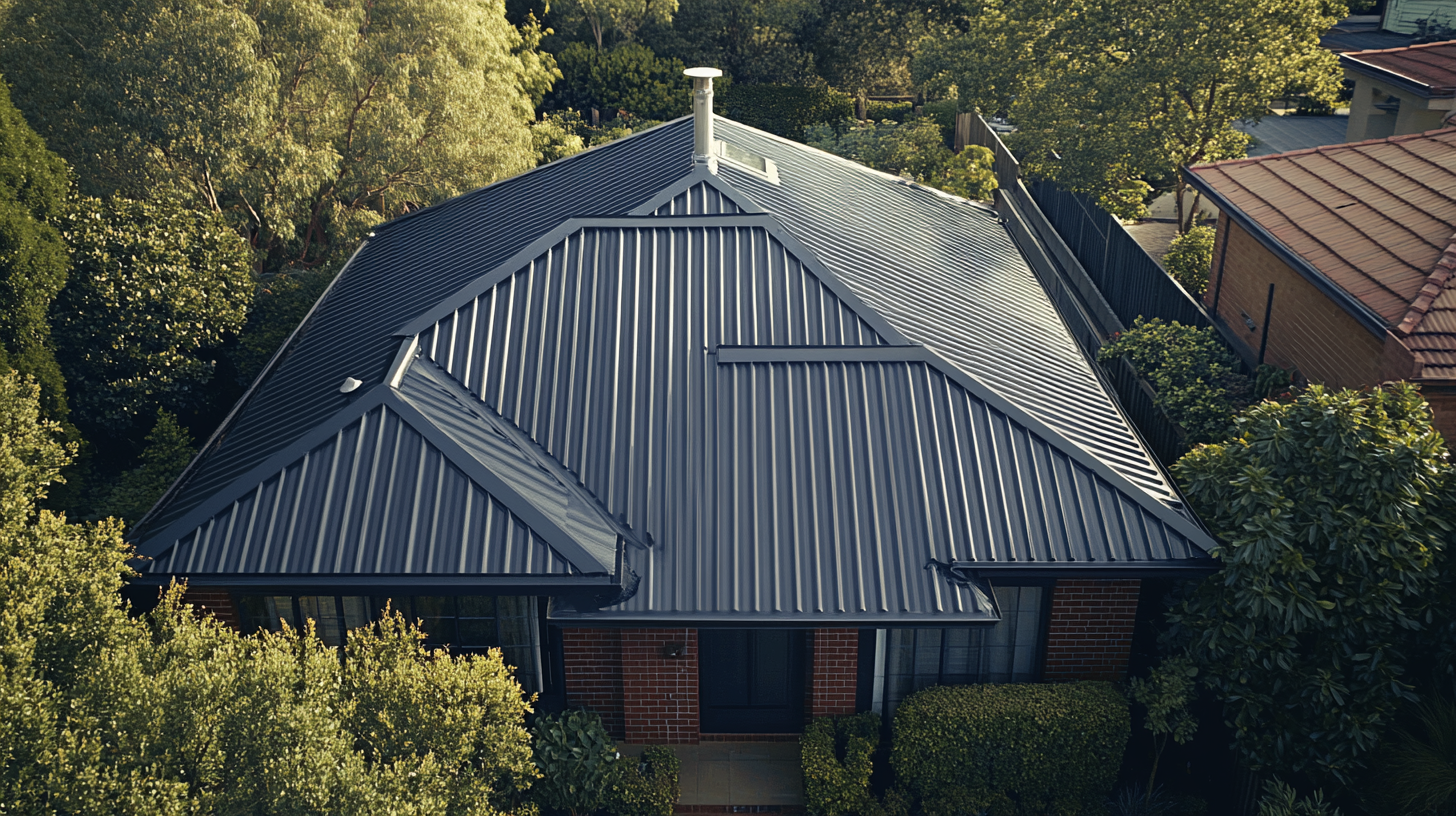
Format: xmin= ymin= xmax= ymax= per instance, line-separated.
xmin=876 ymin=585 xmax=1046 ymax=720
xmin=234 ymin=595 xmax=542 ymax=692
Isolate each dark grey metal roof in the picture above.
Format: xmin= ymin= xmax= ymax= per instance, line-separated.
xmin=135 ymin=113 xmax=1216 ymax=622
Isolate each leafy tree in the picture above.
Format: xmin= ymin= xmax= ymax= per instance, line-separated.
xmin=547 ymin=42 xmax=690 ymax=121
xmin=53 ymin=196 xmax=254 ymax=435
xmin=1 ymin=0 xmax=557 ymax=274
xmin=1127 ymin=656 xmax=1199 ymax=797
xmin=806 ymin=117 xmax=997 ymax=199
xmin=1169 ymin=384 xmax=1451 ymax=782
xmin=640 ymin=0 xmax=821 ymax=85
xmin=554 ymin=0 xmax=680 ymax=50
xmin=533 ymin=113 xmax=588 ymax=165
xmin=916 ymin=0 xmax=1345 ymax=227
xmin=96 ymin=410 xmax=195 ymax=526
xmin=0 ymin=371 xmax=540 ymax=810
xmin=1165 ymin=224 xmax=1216 ymax=298
xmin=811 ymin=0 xmax=968 ymax=94
xmin=0 ymin=78 xmax=71 ymax=421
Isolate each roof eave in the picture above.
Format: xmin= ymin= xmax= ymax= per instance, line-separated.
xmin=1184 ymin=168 xmax=1391 ymax=338
xmin=1340 ymin=54 xmax=1453 ymax=100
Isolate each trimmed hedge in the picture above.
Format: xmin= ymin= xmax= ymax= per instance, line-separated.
xmin=719 ymin=84 xmax=853 ymax=140
xmin=891 ymin=682 xmax=1130 ymax=816
xmin=604 ymin=745 xmax=681 ymax=816
xmin=802 ymin=712 xmax=882 ymax=816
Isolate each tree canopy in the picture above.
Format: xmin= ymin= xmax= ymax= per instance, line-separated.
xmin=1 ymin=0 xmax=558 ymax=273
xmin=1169 ymin=384 xmax=1451 ymax=782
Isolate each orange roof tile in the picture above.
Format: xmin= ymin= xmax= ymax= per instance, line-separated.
xmin=1189 ymin=128 xmax=1456 ymax=379
xmin=1342 ymin=40 xmax=1456 ymax=96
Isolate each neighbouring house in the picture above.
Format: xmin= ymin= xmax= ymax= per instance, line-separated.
xmin=130 ymin=73 xmax=1217 ymax=746
xmin=1381 ymin=0 xmax=1456 ymax=36
xmin=1186 ymin=128 xmax=1456 ymax=437
xmin=1343 ymin=39 xmax=1456 ymax=141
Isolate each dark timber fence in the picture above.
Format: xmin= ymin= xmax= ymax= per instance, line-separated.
xmin=956 ymin=112 xmax=1210 ymax=465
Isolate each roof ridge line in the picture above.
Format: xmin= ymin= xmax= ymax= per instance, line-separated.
xmin=1195 ymin=125 xmax=1456 ymax=171
xmin=1396 ymin=231 xmax=1456 ymax=336
xmin=400 ymin=355 xmax=645 ymax=551
xmin=1344 ymin=38 xmax=1456 ymax=58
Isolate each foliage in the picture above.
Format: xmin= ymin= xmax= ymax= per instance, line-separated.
xmin=2 ymin=0 xmax=557 ymax=274
xmin=95 ymin=410 xmax=195 ymax=525
xmin=891 ymin=681 xmax=1130 ymax=816
xmin=603 ymin=745 xmax=681 ymax=816
xmin=1100 ymin=179 xmax=1154 ymax=222
xmin=720 ymin=84 xmax=853 ymax=140
xmin=1257 ymin=781 xmax=1342 ymax=816
xmin=534 ymin=113 xmax=589 ymax=165
xmin=1370 ymin=696 xmax=1456 ymax=815
xmin=1165 ymin=226 xmax=1216 ymax=298
xmin=548 ymin=42 xmax=690 ymax=121
xmin=1254 ymin=363 xmax=1297 ymax=401
xmin=531 ymin=708 xmax=618 ymax=816
xmin=554 ymin=0 xmax=679 ymax=50
xmin=1098 ymin=318 xmax=1250 ymax=444
xmin=0 ymin=367 xmax=541 ymax=810
xmin=638 ymin=0 xmax=821 ymax=86
xmin=918 ymin=0 xmax=1345 ymax=229
xmin=811 ymin=0 xmax=966 ymax=94
xmin=53 ymin=195 xmax=253 ymax=434
xmin=1128 ymin=656 xmax=1199 ymax=795
xmin=802 ymin=712 xmax=883 ymax=816
xmin=0 ymin=78 xmax=71 ymax=421
xmin=806 ymin=118 xmax=997 ymax=199
xmin=1170 ymin=383 xmax=1451 ymax=782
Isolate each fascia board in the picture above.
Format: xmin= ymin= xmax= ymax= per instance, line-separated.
xmin=1184 ymin=169 xmax=1389 ymax=338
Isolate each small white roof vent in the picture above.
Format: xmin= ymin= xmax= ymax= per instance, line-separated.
xmin=339 ymin=377 xmax=364 ymax=394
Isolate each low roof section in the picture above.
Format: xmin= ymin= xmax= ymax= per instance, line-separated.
xmin=1341 ymin=40 xmax=1456 ymax=99
xmin=133 ymin=114 xmax=1217 ymax=627
xmin=1186 ymin=128 xmax=1456 ymax=376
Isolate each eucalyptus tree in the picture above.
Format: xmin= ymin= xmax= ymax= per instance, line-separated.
xmin=1 ymin=0 xmax=558 ymax=273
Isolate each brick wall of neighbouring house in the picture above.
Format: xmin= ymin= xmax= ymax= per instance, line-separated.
xmin=1042 ymin=579 xmax=1141 ymax=682
xmin=621 ymin=628 xmax=699 ymax=744
xmin=180 ymin=587 xmax=241 ymax=630
xmin=1206 ymin=215 xmax=1386 ymax=389
xmin=561 ymin=628 xmax=626 ymax=738
xmin=809 ymin=629 xmax=859 ymax=718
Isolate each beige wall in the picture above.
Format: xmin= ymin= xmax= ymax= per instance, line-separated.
xmin=1345 ymin=73 xmax=1451 ymax=142
xmin=1206 ymin=215 xmax=1386 ymax=388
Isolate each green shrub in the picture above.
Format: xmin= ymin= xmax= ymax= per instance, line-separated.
xmin=891 ymin=682 xmax=1130 ymax=816
xmin=547 ymin=42 xmax=689 ymax=122
xmin=531 ymin=709 xmax=618 ymax=816
xmin=805 ymin=117 xmax=996 ymax=200
xmin=604 ymin=745 xmax=681 ymax=816
xmin=1097 ymin=317 xmax=1250 ymax=445
xmin=1164 ymin=225 xmax=1215 ymax=297
xmin=865 ymin=100 xmax=913 ymax=123
xmin=1257 ymin=781 xmax=1341 ymax=816
xmin=720 ymin=84 xmax=854 ymax=140
xmin=922 ymin=99 xmax=960 ymax=147
xmin=1098 ymin=179 xmax=1153 ymax=221
xmin=802 ymin=712 xmax=883 ymax=816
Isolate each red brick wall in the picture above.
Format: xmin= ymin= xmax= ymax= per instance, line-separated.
xmin=1042 ymin=579 xmax=1140 ymax=682
xmin=621 ymin=628 xmax=699 ymax=744
xmin=809 ymin=629 xmax=859 ymax=718
xmin=180 ymin=587 xmax=240 ymax=630
xmin=1206 ymin=216 xmax=1386 ymax=388
xmin=561 ymin=628 xmax=626 ymax=738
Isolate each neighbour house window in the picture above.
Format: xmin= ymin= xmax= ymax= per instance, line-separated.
xmin=873 ymin=585 xmax=1047 ymax=720
xmin=235 ymin=594 xmax=543 ymax=692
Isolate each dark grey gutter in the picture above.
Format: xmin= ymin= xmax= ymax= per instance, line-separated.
xmin=1183 ymin=169 xmax=1390 ymax=338
xmin=1340 ymin=53 xmax=1453 ymax=100
xmin=130 ymin=574 xmax=617 ymax=594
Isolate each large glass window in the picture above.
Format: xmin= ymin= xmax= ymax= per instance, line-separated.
xmin=235 ymin=594 xmax=542 ymax=692
xmin=874 ymin=585 xmax=1046 ymax=719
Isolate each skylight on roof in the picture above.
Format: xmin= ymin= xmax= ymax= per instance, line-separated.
xmin=716 ymin=140 xmax=779 ymax=183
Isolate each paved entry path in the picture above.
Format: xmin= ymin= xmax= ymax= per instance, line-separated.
xmin=620 ymin=741 xmax=804 ymax=812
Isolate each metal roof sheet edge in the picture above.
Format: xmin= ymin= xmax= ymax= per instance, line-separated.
xmin=628 ymin=164 xmax=766 ymax=215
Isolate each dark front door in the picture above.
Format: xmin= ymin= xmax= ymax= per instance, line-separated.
xmin=698 ymin=629 xmax=805 ymax=733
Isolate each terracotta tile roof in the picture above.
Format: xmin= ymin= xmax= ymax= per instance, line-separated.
xmin=1189 ymin=128 xmax=1456 ymax=378
xmin=1341 ymin=40 xmax=1456 ymax=96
